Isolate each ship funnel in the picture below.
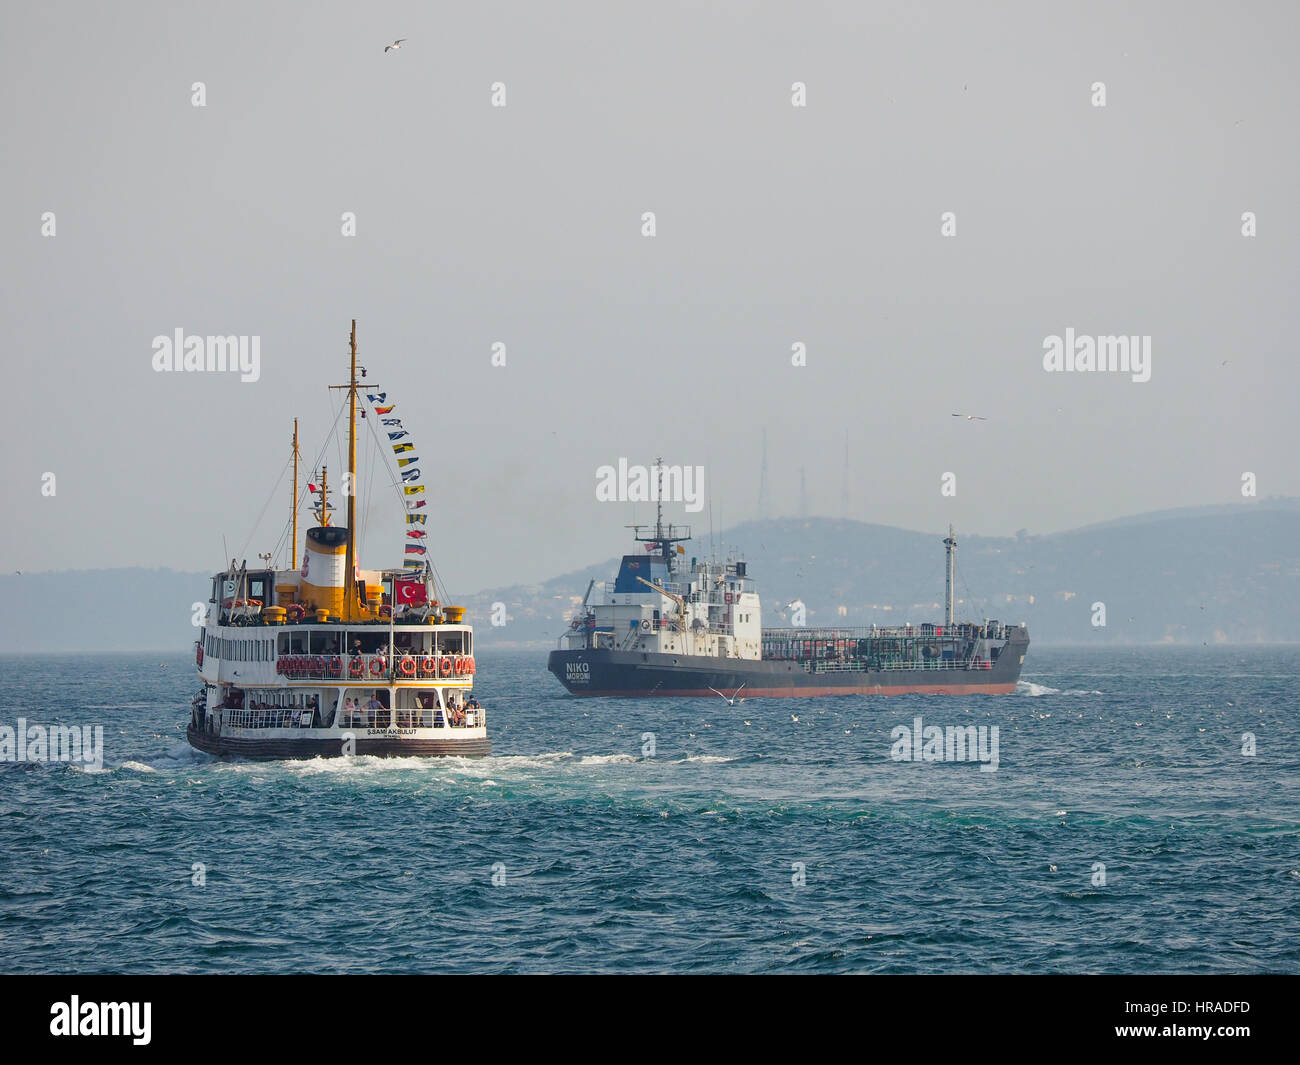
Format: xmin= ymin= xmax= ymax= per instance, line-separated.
xmin=301 ymin=525 xmax=348 ymax=616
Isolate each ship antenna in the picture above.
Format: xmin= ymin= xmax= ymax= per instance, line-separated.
xmin=944 ymin=524 xmax=956 ymax=626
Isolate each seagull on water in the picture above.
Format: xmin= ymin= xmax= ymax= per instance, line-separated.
xmin=385 ymin=38 xmax=407 ymax=53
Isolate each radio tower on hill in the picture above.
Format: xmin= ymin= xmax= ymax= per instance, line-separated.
xmin=841 ymin=432 xmax=850 ymax=518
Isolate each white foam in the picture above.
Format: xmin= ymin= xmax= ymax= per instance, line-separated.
xmin=1017 ymin=681 xmax=1060 ymax=696
xmin=1018 ymin=681 xmax=1102 ymax=697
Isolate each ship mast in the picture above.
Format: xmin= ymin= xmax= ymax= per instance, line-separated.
xmin=654 ymin=458 xmax=665 ymax=544
xmin=944 ymin=525 xmax=956 ymax=626
xmin=628 ymin=456 xmax=691 ymax=562
xmin=343 ymin=321 xmax=359 ymax=620
xmin=315 ymin=467 xmax=330 ymax=525
xmin=325 ymin=320 xmax=364 ymax=619
xmin=290 ymin=418 xmax=300 ymax=570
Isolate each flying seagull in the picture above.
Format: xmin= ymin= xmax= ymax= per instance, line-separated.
xmin=952 ymin=412 xmax=988 ymax=420
xmin=707 ymin=684 xmax=746 ymax=705
xmin=385 ymin=38 xmax=407 ymax=53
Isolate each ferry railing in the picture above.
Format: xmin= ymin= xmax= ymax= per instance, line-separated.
xmin=276 ymin=653 xmax=477 ymax=682
xmin=339 ymin=706 xmax=484 ymax=729
xmin=225 ymin=708 xmax=319 ymax=729
xmin=340 ymin=708 xmax=394 ymax=729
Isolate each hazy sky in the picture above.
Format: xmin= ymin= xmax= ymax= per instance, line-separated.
xmin=3 ymin=1 xmax=1297 ymax=591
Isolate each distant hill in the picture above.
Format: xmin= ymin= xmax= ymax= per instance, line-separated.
xmin=463 ymin=499 xmax=1300 ymax=650
xmin=2 ymin=500 xmax=1298 ymax=652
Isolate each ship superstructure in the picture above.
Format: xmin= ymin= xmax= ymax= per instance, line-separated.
xmin=187 ymin=321 xmax=489 ymax=757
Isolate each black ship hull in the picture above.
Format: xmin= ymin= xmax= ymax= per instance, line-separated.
xmin=186 ymin=724 xmax=490 ymax=759
xmin=548 ymin=629 xmax=1029 ymax=698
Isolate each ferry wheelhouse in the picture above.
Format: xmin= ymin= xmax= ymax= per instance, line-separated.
xmin=187 ymin=322 xmax=489 ymax=758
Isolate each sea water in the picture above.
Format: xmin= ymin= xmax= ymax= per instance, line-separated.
xmin=0 ymin=646 xmax=1296 ymax=973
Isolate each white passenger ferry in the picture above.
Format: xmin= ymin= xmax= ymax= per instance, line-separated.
xmin=187 ymin=321 xmax=489 ymax=758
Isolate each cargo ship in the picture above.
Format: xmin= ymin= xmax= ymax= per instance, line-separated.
xmin=547 ymin=492 xmax=1028 ymax=698
xmin=187 ymin=321 xmax=489 ymax=758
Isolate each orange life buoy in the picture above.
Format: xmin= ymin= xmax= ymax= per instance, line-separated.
xmin=286 ymin=604 xmax=305 ymax=622
xmin=466 ymin=656 xmax=475 ymax=675
xmin=724 ymin=592 xmax=734 ymax=604
xmin=420 ymin=656 xmax=437 ymax=676
xmin=349 ymin=657 xmax=364 ymax=678
xmin=369 ymin=656 xmax=386 ymax=676
xmin=329 ymin=655 xmax=342 ymax=675
xmin=399 ymin=656 xmax=416 ymax=677
xmin=439 ymin=656 xmax=453 ymax=677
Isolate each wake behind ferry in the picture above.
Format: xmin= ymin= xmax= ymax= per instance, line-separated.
xmin=187 ymin=321 xmax=489 ymax=758
xmin=548 ymin=493 xmax=1029 ymax=698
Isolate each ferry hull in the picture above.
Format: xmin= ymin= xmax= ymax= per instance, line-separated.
xmin=547 ymin=635 xmax=1028 ymax=698
xmin=186 ymin=725 xmax=490 ymax=759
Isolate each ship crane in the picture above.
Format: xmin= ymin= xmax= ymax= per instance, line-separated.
xmin=635 ymin=576 xmax=687 ymax=631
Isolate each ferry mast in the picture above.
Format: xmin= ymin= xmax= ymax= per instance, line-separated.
xmin=329 ymin=320 xmax=363 ymax=621
xmin=290 ymin=418 xmax=300 ymax=570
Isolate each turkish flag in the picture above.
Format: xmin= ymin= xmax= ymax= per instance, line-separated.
xmin=394 ymin=578 xmax=427 ymax=606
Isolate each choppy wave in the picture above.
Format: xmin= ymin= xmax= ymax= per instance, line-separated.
xmin=2 ymin=646 xmax=1299 ymax=974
